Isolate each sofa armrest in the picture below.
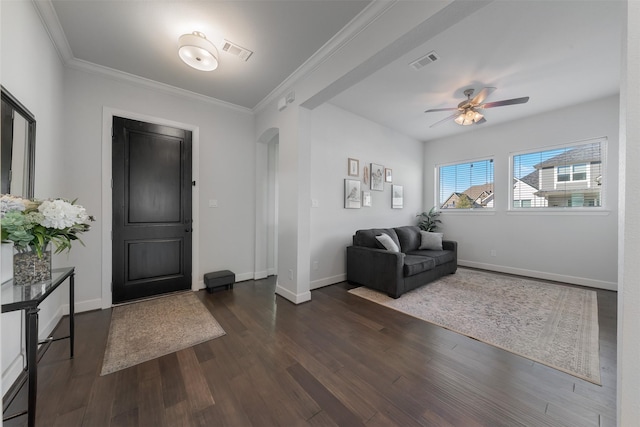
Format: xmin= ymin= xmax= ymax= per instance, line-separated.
xmin=346 ymin=246 xmax=404 ymax=295
xmin=442 ymin=240 xmax=457 ymax=253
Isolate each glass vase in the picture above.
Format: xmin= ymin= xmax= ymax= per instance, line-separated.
xmin=13 ymin=247 xmax=52 ymax=285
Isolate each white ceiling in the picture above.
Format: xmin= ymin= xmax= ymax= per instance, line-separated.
xmin=43 ymin=1 xmax=624 ymax=141
xmin=47 ymin=0 xmax=371 ymax=109
xmin=330 ymin=0 xmax=624 ymax=141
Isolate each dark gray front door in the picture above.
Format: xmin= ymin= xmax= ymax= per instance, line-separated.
xmin=112 ymin=117 xmax=192 ymax=303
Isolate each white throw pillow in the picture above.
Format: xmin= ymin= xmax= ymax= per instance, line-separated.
xmin=375 ymin=234 xmax=400 ymax=252
xmin=419 ymin=231 xmax=443 ymax=251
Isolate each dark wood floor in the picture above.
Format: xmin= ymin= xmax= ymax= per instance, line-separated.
xmin=3 ymin=273 xmax=617 ymax=427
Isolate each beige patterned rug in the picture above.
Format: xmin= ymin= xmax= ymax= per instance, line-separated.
xmin=349 ymin=268 xmax=601 ymax=384
xmin=101 ymin=292 xmax=225 ymax=375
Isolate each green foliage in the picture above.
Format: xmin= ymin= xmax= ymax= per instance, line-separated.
xmin=456 ymin=195 xmax=473 ymax=209
xmin=416 ymin=206 xmax=441 ymax=232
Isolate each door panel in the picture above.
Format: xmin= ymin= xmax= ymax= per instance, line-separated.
xmin=112 ymin=117 xmax=192 ymax=304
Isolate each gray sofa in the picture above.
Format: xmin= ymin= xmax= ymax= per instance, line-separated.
xmin=346 ymin=225 xmax=457 ymax=298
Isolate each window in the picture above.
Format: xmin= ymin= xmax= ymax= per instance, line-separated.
xmin=511 ymin=138 xmax=605 ymax=209
xmin=438 ymin=158 xmax=494 ymax=210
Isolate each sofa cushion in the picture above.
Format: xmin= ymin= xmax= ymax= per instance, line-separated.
xmin=354 ymin=228 xmax=400 ymax=250
xmin=375 ymin=234 xmax=400 ymax=252
xmin=403 ymin=255 xmax=436 ymax=277
xmin=394 ymin=225 xmax=422 ymax=252
xmin=407 ymin=249 xmax=455 ymax=266
xmin=419 ymin=231 xmax=443 ymax=250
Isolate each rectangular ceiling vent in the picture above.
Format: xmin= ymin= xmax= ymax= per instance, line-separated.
xmin=222 ymin=40 xmax=253 ymax=61
xmin=409 ymin=51 xmax=439 ymax=70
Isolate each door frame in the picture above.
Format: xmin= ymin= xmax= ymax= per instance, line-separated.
xmin=101 ymin=107 xmax=200 ymax=309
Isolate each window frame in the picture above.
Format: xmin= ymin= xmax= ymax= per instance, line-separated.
xmin=509 ymin=137 xmax=607 ymax=213
xmin=436 ymin=156 xmax=495 ymax=212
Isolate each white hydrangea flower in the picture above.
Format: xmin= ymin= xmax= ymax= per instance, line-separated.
xmin=38 ymin=199 xmax=89 ymax=229
xmin=0 ymin=195 xmax=27 ymax=218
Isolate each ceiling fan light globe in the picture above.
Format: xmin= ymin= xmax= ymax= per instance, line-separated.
xmin=454 ymin=115 xmax=465 ymax=125
xmin=473 ymin=111 xmax=484 ymax=122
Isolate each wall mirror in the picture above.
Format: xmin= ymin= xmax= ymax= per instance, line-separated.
xmin=1 ymin=85 xmax=36 ymax=198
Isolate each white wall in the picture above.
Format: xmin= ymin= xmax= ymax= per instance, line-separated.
xmin=309 ymin=103 xmax=424 ymax=288
xmin=61 ymin=66 xmax=257 ymax=310
xmin=618 ymin=1 xmax=640 ymax=423
xmin=423 ymin=95 xmax=619 ymax=290
xmin=1 ymin=0 xmax=67 ymax=393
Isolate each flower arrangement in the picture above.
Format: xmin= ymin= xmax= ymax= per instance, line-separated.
xmin=1 ymin=194 xmax=95 ymax=258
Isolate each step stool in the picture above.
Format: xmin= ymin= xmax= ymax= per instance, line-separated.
xmin=204 ymin=270 xmax=235 ymax=293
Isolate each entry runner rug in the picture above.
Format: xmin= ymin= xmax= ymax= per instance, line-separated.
xmin=101 ymin=292 xmax=225 ymax=375
xmin=349 ymin=268 xmax=601 ymax=384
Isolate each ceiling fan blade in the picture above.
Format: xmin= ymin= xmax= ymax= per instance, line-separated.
xmin=480 ymin=96 xmax=530 ymax=109
xmin=470 ymin=87 xmax=496 ymax=106
xmin=429 ymin=112 xmax=461 ymax=128
xmin=425 ymin=107 xmax=460 ymax=113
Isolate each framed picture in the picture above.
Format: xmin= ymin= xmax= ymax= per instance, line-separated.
xmin=363 ymin=165 xmax=369 ymax=185
xmin=362 ymin=191 xmax=371 ymax=207
xmin=344 ymin=179 xmax=361 ymax=209
xmin=348 ymin=158 xmax=359 ymax=176
xmin=385 ymin=168 xmax=393 ymax=183
xmin=392 ymin=185 xmax=403 ymax=209
xmin=370 ymin=163 xmax=384 ymax=191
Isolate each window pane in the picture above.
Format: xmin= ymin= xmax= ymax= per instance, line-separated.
xmin=573 ymin=163 xmax=587 ymax=181
xmin=438 ymin=159 xmax=494 ymax=209
xmin=511 ymin=139 xmax=605 ymax=209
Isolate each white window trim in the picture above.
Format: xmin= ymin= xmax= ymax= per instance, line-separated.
xmin=508 ymin=136 xmax=607 ymax=212
xmin=435 ymin=156 xmax=496 ymax=213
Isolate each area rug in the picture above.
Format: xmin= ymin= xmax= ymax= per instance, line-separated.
xmin=348 ymin=268 xmax=601 ymax=384
xmin=101 ymin=292 xmax=225 ymax=375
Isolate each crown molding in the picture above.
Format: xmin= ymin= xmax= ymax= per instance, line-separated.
xmin=252 ymin=0 xmax=397 ymax=113
xmin=32 ymin=0 xmax=74 ymax=63
xmin=67 ymin=57 xmax=253 ymax=114
xmin=32 ymin=0 xmax=393 ymax=115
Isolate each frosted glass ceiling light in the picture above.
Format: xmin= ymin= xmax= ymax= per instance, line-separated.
xmin=178 ymin=31 xmax=219 ymax=71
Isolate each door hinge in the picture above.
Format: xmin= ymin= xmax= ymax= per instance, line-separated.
xmin=192 ymin=181 xmax=196 ymax=186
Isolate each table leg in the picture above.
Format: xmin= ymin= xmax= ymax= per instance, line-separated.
xmin=26 ymin=307 xmax=39 ymax=427
xmin=69 ymin=273 xmax=75 ymax=358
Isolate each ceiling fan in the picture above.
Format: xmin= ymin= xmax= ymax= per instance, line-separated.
xmin=425 ymin=87 xmax=529 ymax=127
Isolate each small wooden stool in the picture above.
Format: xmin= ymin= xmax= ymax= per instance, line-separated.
xmin=204 ymin=270 xmax=235 ymax=293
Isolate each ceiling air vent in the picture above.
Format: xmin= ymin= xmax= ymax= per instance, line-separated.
xmin=409 ymin=51 xmax=439 ymax=70
xmin=222 ymin=39 xmax=253 ymax=61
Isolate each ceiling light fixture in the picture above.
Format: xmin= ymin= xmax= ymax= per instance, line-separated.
xmin=454 ymin=109 xmax=484 ymax=126
xmin=178 ymin=31 xmax=219 ymax=71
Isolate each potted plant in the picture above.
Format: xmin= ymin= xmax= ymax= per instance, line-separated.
xmin=416 ymin=206 xmax=441 ymax=232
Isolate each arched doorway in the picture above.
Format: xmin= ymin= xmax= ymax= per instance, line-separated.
xmin=255 ymin=128 xmax=279 ymax=280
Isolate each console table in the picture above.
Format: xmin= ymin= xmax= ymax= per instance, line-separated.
xmin=1 ymin=267 xmax=75 ymax=427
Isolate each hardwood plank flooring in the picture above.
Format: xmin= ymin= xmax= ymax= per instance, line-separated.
xmin=3 ymin=274 xmax=617 ymax=426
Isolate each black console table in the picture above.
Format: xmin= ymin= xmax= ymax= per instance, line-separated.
xmin=1 ymin=267 xmax=75 ymax=427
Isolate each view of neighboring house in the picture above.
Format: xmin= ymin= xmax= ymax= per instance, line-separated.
xmin=441 ymin=183 xmax=494 ymax=209
xmin=443 ymin=144 xmax=602 ymax=210
xmin=513 ymin=171 xmax=547 ymax=208
xmin=529 ymin=142 xmax=602 ymax=208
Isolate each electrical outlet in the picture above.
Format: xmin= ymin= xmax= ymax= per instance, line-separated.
xmin=288 ymin=269 xmax=293 ymax=280
xmin=490 ymin=249 xmax=497 ymax=257
xmin=208 ymin=199 xmax=218 ymax=208
xmin=312 ymin=261 xmax=319 ymax=270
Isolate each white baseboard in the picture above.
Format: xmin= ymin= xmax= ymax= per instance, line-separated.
xmin=235 ymin=272 xmax=254 ymax=282
xmin=275 ymin=283 xmax=311 ymax=304
xmin=267 ymin=267 xmax=276 ymax=276
xmin=310 ymin=273 xmax=346 ymax=290
xmin=458 ymin=260 xmax=618 ymax=291
xmin=253 ymin=270 xmax=269 ymax=280
xmin=62 ymin=298 xmax=103 ymax=315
